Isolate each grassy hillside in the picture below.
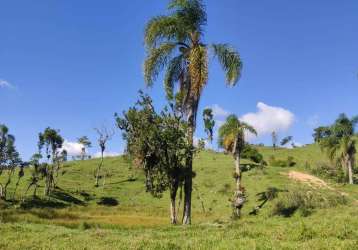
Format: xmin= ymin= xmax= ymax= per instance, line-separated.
xmin=0 ymin=144 xmax=357 ymax=249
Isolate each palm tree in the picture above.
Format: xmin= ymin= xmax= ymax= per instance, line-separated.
xmin=144 ymin=0 xmax=242 ymax=224
xmin=218 ymin=115 xmax=256 ymax=218
xmin=319 ymin=114 xmax=357 ymax=184
xmin=77 ymin=136 xmax=92 ymax=160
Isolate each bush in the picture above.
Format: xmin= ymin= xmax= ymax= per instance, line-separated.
xmin=268 ymin=156 xmax=296 ymax=167
xmin=241 ymin=145 xmax=264 ymax=164
xmin=272 ymin=188 xmax=347 ymax=217
xmin=308 ymin=162 xmax=346 ymax=183
xmin=78 ymin=221 xmax=91 ymax=230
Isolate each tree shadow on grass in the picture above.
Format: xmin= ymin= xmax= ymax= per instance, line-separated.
xmin=108 ymin=177 xmax=137 ymax=186
xmin=97 ymin=197 xmax=119 ymax=206
xmin=20 ymin=197 xmax=68 ymax=209
xmin=50 ymin=190 xmax=85 ymax=205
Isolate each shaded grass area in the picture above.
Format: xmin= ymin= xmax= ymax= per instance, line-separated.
xmin=0 ymin=147 xmax=357 ymax=249
xmin=1 ymin=206 xmax=357 ymax=250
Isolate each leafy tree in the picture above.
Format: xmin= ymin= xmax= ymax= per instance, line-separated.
xmin=203 ymin=108 xmax=215 ymax=142
xmin=24 ymin=153 xmax=45 ymax=198
xmin=280 ymin=136 xmax=293 ymax=146
xmin=116 ymin=92 xmax=191 ymax=224
xmin=197 ymin=138 xmax=206 ymax=151
xmin=241 ymin=145 xmax=264 ymax=164
xmin=38 ymin=127 xmax=64 ymax=195
xmin=218 ymin=115 xmax=257 ymax=218
xmin=94 ymin=126 xmax=114 ymax=187
xmin=318 ymin=113 xmax=358 ymax=184
xmin=271 ymin=131 xmax=277 ymax=150
xmin=144 ymin=0 xmax=242 ymax=224
xmin=313 ymin=126 xmax=331 ymax=143
xmin=77 ymin=136 xmax=91 ymax=160
xmin=0 ymin=124 xmax=22 ymax=200
xmin=11 ymin=165 xmax=25 ymax=200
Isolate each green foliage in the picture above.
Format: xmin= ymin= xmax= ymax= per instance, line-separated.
xmin=268 ymin=155 xmax=296 ymax=167
xmin=241 ymin=145 xmax=264 ymax=164
xmin=210 ymin=44 xmax=242 ymax=85
xmin=144 ymin=0 xmax=242 ymax=108
xmin=38 ymin=127 xmax=65 ymax=195
xmin=0 ymin=124 xmax=22 ymax=169
xmin=307 ymin=162 xmax=346 ymax=183
xmin=280 ymin=136 xmax=293 ymax=146
xmin=313 ymin=126 xmax=331 ymax=143
xmin=317 ymin=113 xmax=357 ymax=183
xmin=202 ymin=108 xmax=215 ymax=142
xmin=218 ymin=114 xmax=257 ymax=154
xmin=38 ymin=127 xmax=64 ymax=161
xmin=116 ymin=92 xmax=191 ymax=197
xmin=272 ymin=187 xmax=347 ymax=217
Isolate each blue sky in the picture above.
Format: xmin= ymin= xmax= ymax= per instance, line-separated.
xmin=1 ymin=0 xmax=357 ymax=160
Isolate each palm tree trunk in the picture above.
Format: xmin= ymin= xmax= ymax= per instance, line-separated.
xmin=3 ymin=169 xmax=16 ymax=200
xmin=347 ymin=157 xmax=354 ymax=184
xmin=182 ymin=115 xmax=194 ymax=225
xmin=0 ymin=184 xmax=4 ymax=199
xmin=12 ymin=177 xmax=21 ymax=200
xmin=235 ymin=153 xmax=241 ymax=190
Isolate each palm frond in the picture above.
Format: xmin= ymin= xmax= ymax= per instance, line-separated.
xmin=144 ymin=16 xmax=187 ymax=49
xmin=144 ymin=43 xmax=177 ymax=86
xmin=211 ymin=43 xmax=242 ymax=86
xmin=164 ymin=55 xmax=185 ymax=99
xmin=169 ymin=0 xmax=206 ymax=33
xmin=241 ymin=122 xmax=257 ymax=136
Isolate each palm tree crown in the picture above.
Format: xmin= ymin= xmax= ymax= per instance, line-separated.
xmin=218 ymin=114 xmax=257 ymax=155
xmin=144 ymin=0 xmax=242 ymax=121
xmin=319 ymin=113 xmax=357 ymax=184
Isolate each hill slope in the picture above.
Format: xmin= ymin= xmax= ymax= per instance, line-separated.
xmin=0 ymin=144 xmax=357 ymax=249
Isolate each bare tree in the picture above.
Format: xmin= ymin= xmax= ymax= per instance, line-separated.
xmin=94 ymin=126 xmax=114 ymax=187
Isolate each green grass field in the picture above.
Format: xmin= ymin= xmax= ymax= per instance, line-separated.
xmin=1 ymin=144 xmax=357 ymax=249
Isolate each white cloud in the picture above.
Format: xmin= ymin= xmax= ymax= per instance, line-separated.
xmin=0 ymin=79 xmax=13 ymax=88
xmin=93 ymin=151 xmax=120 ymax=158
xmin=210 ymin=104 xmax=230 ymax=118
xmin=240 ymin=102 xmax=295 ymax=139
xmin=60 ymin=140 xmax=83 ymax=156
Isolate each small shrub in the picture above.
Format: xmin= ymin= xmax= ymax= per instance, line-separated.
xmin=310 ymin=162 xmax=346 ymax=183
xmin=272 ymin=188 xmax=347 ymax=217
xmin=79 ymin=221 xmax=91 ymax=230
xmin=268 ymin=156 xmax=296 ymax=167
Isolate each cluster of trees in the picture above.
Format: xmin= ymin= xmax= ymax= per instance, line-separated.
xmin=0 ymin=123 xmax=115 ymax=201
xmin=314 ymin=113 xmax=357 ymax=184
xmin=0 ymin=124 xmax=22 ymax=200
xmin=140 ymin=0 xmax=242 ymax=224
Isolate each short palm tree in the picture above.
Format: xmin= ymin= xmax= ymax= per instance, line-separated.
xmin=218 ymin=114 xmax=256 ymax=218
xmin=144 ymin=0 xmax=242 ymax=224
xmin=319 ymin=114 xmax=357 ymax=184
xmin=77 ymin=136 xmax=92 ymax=160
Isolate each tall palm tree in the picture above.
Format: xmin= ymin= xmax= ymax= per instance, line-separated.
xmin=218 ymin=115 xmax=256 ymax=218
xmin=144 ymin=0 xmax=242 ymax=224
xmin=319 ymin=114 xmax=357 ymax=184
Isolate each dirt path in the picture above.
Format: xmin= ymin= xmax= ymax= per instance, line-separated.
xmin=287 ymin=170 xmax=333 ymax=190
xmin=287 ymin=171 xmax=353 ymax=198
